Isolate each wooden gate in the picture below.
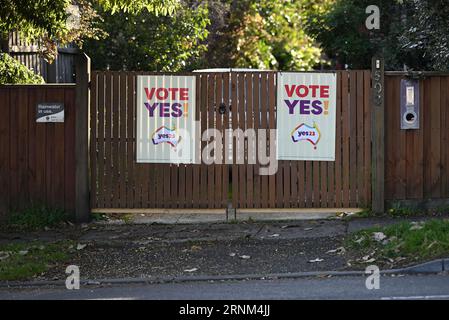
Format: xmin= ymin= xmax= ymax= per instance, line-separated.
xmin=90 ymin=70 xmax=371 ymax=210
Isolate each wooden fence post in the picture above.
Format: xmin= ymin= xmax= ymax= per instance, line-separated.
xmin=75 ymin=53 xmax=91 ymax=222
xmin=371 ymin=57 xmax=385 ymax=213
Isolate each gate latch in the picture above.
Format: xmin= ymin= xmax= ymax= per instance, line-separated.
xmin=218 ymin=103 xmax=227 ymax=115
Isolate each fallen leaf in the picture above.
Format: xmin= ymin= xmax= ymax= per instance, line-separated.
xmin=308 ymin=258 xmax=324 ymax=263
xmin=373 ymin=232 xmax=387 ymax=242
xmin=76 ymin=243 xmax=87 ymax=250
xmin=18 ymin=250 xmax=28 ymax=256
xmin=355 ymin=236 xmax=365 ymax=244
xmin=410 ymin=221 xmax=424 ymax=231
xmin=361 ymin=254 xmax=376 ymax=263
xmin=184 ymin=268 xmax=198 ymax=272
xmin=0 ymin=252 xmax=10 ymax=261
xmin=190 ymin=245 xmax=202 ymax=251
xmin=427 ymin=241 xmax=437 ymax=249
xmin=326 ymin=247 xmax=346 ymax=255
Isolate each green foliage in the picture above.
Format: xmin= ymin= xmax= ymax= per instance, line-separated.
xmin=98 ymin=0 xmax=178 ymax=14
xmin=0 ymin=53 xmax=44 ymax=84
xmin=387 ymin=203 xmax=420 ymax=217
xmin=221 ymin=0 xmax=333 ymax=70
xmin=84 ymin=2 xmax=209 ymax=71
xmin=347 ymin=219 xmax=449 ymax=263
xmin=0 ymin=241 xmax=74 ymax=281
xmin=6 ymin=205 xmax=69 ymax=231
xmin=0 ymin=0 xmax=70 ymax=41
xmin=307 ymin=0 xmax=406 ymax=69
xmin=0 ymin=0 xmax=179 ymax=62
xmin=91 ymin=212 xmax=108 ymax=221
xmin=308 ymin=0 xmax=449 ymax=71
xmin=399 ymin=0 xmax=449 ymax=71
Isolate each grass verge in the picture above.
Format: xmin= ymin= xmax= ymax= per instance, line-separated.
xmin=0 ymin=240 xmax=75 ymax=281
xmin=346 ymin=218 xmax=449 ymax=268
xmin=3 ymin=206 xmax=70 ymax=232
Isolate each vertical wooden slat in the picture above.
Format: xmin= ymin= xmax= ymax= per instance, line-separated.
xmin=119 ymin=72 xmax=127 ymax=208
xmin=305 ymin=161 xmax=313 ymax=208
xmin=423 ymin=78 xmax=432 ymax=198
xmin=112 ymin=73 xmax=120 ymax=207
xmin=320 ymin=161 xmax=328 ymax=208
xmin=349 ymin=71 xmax=357 ymax=207
xmin=97 ymin=72 xmax=105 ymax=208
xmin=356 ymin=71 xmax=365 ymax=206
xmin=312 ymin=161 xmax=320 ymax=207
xmin=252 ymin=73 xmax=261 ymax=208
xmin=413 ymin=79 xmax=424 ymax=199
xmin=430 ymin=77 xmax=441 ymax=198
xmin=127 ymin=72 xmax=136 ymax=207
xmin=64 ymin=88 xmax=76 ymax=213
xmin=192 ymin=75 xmax=201 ymax=207
xmin=246 ymin=73 xmax=254 ymax=209
xmin=17 ymin=88 xmax=29 ymax=207
xmin=215 ymin=73 xmax=223 ymax=208
xmin=443 ymin=77 xmax=449 ymax=198
xmin=200 ymin=74 xmax=209 ymax=208
xmin=395 ymin=77 xmax=407 ymax=199
xmin=385 ymin=76 xmax=396 ymax=199
xmin=231 ymin=72 xmax=239 ymax=209
xmin=222 ymin=72 xmax=230 ymax=208
xmin=104 ymin=72 xmax=113 ymax=207
xmin=334 ymin=72 xmax=343 ymax=207
xmin=341 ymin=71 xmax=350 ymax=207
xmin=268 ymin=73 xmax=276 ymax=209
xmin=27 ymin=88 xmax=38 ymax=206
xmin=237 ymin=73 xmax=246 ymax=208
xmin=0 ymin=88 xmax=10 ymax=216
xmin=51 ymin=88 xmax=66 ymax=209
xmin=363 ymin=71 xmax=372 ymax=205
xmin=260 ymin=73 xmax=270 ymax=208
xmin=90 ymin=72 xmax=98 ymax=207
xmin=8 ymin=87 xmax=19 ymax=209
xmin=207 ymin=73 xmax=216 ymax=208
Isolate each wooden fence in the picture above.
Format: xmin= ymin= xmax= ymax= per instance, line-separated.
xmin=7 ymin=32 xmax=78 ymax=83
xmin=5 ymin=69 xmax=449 ymax=218
xmin=90 ymin=70 xmax=372 ymax=210
xmin=385 ymin=74 xmax=449 ymax=202
xmin=0 ymin=85 xmax=77 ymax=218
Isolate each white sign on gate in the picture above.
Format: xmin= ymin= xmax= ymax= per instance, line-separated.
xmin=276 ymin=72 xmax=337 ymax=161
xmin=136 ymin=75 xmax=197 ymax=163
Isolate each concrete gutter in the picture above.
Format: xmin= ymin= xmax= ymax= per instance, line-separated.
xmin=92 ymin=208 xmax=362 ymax=224
xmin=1 ymin=258 xmax=448 ymax=289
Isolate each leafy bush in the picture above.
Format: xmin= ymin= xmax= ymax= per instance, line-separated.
xmin=6 ymin=205 xmax=69 ymax=231
xmin=0 ymin=53 xmax=44 ymax=84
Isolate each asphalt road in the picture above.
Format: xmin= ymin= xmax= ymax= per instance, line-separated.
xmin=1 ymin=274 xmax=449 ymax=300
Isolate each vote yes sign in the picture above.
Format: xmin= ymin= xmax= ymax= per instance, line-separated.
xmin=277 ymin=72 xmax=337 ymax=161
xmin=137 ymin=75 xmax=197 ymax=163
